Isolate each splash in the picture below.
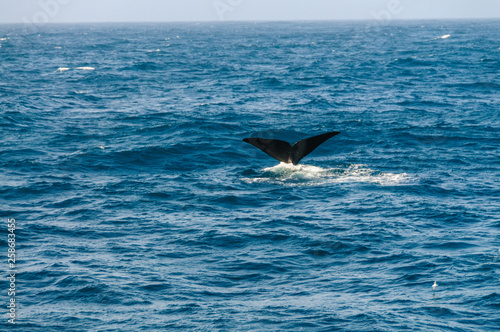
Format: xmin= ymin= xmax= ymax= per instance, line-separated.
xmin=242 ymin=163 xmax=410 ymax=186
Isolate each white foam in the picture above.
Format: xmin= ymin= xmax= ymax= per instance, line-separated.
xmin=263 ymin=163 xmax=326 ymax=180
xmin=76 ymin=66 xmax=95 ymax=71
xmin=0 ymin=37 xmax=8 ymax=41
xmin=440 ymin=34 xmax=451 ymax=39
xmin=56 ymin=67 xmax=70 ymax=72
xmin=243 ymin=163 xmax=410 ymax=187
xmin=328 ymin=165 xmax=409 ymax=185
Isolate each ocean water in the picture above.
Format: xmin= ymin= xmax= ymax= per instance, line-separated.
xmin=1 ymin=20 xmax=499 ymax=331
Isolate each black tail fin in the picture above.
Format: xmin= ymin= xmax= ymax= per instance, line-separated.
xmin=242 ymin=138 xmax=292 ymax=163
xmin=243 ymin=131 xmax=340 ymax=165
xmin=291 ymin=132 xmax=340 ymax=165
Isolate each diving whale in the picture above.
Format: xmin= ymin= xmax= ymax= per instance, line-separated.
xmin=243 ymin=131 xmax=340 ymax=165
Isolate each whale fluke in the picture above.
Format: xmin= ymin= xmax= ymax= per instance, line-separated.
xmin=243 ymin=131 xmax=340 ymax=165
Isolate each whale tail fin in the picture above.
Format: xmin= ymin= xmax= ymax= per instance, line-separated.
xmin=243 ymin=131 xmax=340 ymax=165
xmin=242 ymin=138 xmax=293 ymax=163
xmin=291 ymin=131 xmax=340 ymax=165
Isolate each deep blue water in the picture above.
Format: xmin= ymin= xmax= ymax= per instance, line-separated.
xmin=1 ymin=20 xmax=499 ymax=331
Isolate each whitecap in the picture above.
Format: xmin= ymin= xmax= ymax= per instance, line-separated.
xmin=76 ymin=66 xmax=95 ymax=70
xmin=56 ymin=67 xmax=70 ymax=72
xmin=327 ymin=164 xmax=409 ymax=185
xmin=242 ymin=163 xmax=410 ymax=187
xmin=440 ymin=34 xmax=451 ymax=39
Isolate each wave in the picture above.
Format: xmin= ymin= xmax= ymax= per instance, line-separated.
xmin=242 ymin=163 xmax=410 ymax=186
xmin=391 ymin=57 xmax=433 ymax=67
xmin=54 ymin=66 xmax=95 ymax=72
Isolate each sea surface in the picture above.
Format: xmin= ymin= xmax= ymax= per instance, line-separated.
xmin=1 ymin=20 xmax=499 ymax=331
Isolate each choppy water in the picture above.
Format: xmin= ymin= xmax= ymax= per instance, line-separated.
xmin=1 ymin=20 xmax=499 ymax=331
